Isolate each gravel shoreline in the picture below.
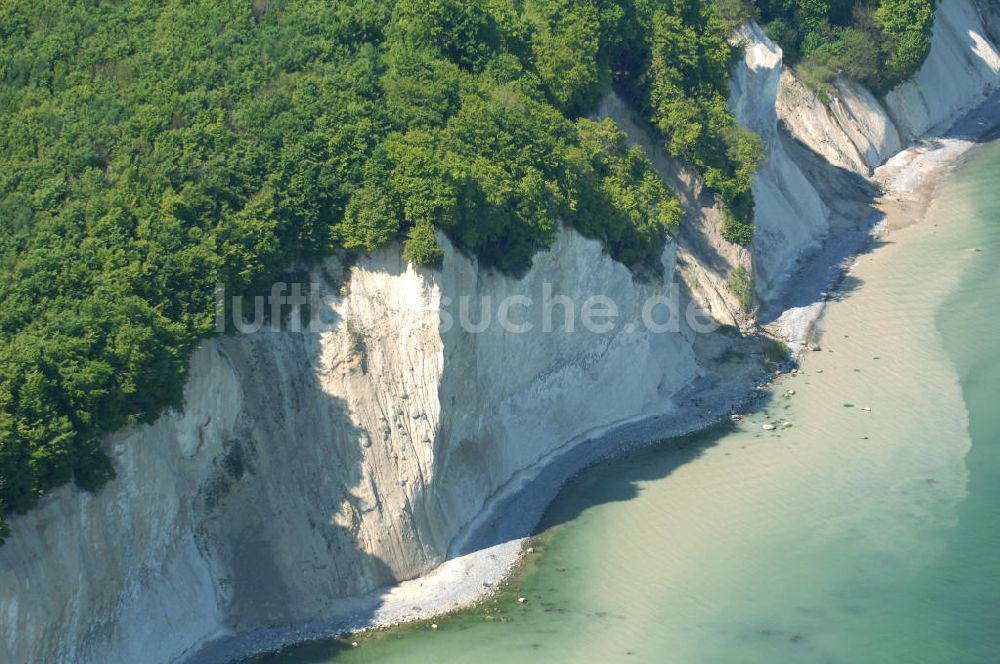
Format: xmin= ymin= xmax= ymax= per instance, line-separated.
xmin=185 ymin=89 xmax=1000 ymax=664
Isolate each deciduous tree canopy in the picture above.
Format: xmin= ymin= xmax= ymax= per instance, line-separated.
xmin=0 ymin=0 xmax=764 ymax=540
xmin=751 ymin=0 xmax=938 ymax=94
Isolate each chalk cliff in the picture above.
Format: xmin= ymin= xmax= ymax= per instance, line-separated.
xmin=0 ymin=228 xmax=709 ymax=664
xmin=885 ymin=0 xmax=1000 ymax=140
xmin=730 ymin=22 xmax=833 ymax=308
xmin=1 ymin=1 xmax=998 ymax=662
xmin=738 ymin=0 xmax=1000 ymax=308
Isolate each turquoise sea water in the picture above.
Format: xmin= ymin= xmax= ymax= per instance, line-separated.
xmin=257 ymin=139 xmax=1000 ymax=663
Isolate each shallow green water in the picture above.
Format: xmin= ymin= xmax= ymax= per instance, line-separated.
xmin=259 ymin=140 xmax=1000 ymax=663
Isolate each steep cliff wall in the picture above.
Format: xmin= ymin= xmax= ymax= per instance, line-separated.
xmin=2 ymin=1 xmax=999 ymax=662
xmin=0 ymin=346 xmax=237 ymax=664
xmin=0 ymin=228 xmax=707 ymax=664
xmin=770 ymin=0 xmax=1000 ymax=169
xmin=737 ymin=0 xmax=1000 ymax=311
xmin=777 ymin=74 xmax=902 ymax=176
xmin=885 ymin=0 xmax=1000 ymax=140
xmin=730 ymin=22 xmax=832 ymax=309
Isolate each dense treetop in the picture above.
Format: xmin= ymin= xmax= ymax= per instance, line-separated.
xmin=0 ymin=0 xmax=752 ymax=541
xmin=0 ymin=0 xmax=936 ymax=541
xmin=718 ymin=0 xmax=938 ymax=94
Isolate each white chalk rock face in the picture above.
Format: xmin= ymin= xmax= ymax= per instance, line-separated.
xmin=885 ymin=0 xmax=1000 ymax=139
xmin=777 ymin=73 xmax=902 ymax=175
xmin=0 ymin=228 xmax=703 ymax=664
xmin=431 ymin=229 xmax=701 ymax=540
xmin=730 ymin=23 xmax=831 ymax=307
xmin=829 ymin=78 xmax=904 ymax=172
xmin=737 ymin=0 xmax=1000 ymax=309
xmin=0 ymin=346 xmax=238 ymax=664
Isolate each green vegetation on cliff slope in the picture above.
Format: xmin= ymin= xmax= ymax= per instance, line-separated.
xmin=717 ymin=0 xmax=938 ymax=94
xmin=0 ymin=0 xmax=762 ymax=540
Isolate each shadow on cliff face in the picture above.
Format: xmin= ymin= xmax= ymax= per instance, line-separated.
xmin=946 ymin=88 xmax=1000 ymax=143
xmin=763 ymin=85 xmax=1000 ymax=325
xmin=188 ymin=330 xmax=397 ymax=659
xmin=756 ymin=126 xmax=887 ymax=323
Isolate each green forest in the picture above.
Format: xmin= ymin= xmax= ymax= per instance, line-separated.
xmin=751 ymin=0 xmax=938 ymax=94
xmin=0 ymin=0 xmax=935 ymax=541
